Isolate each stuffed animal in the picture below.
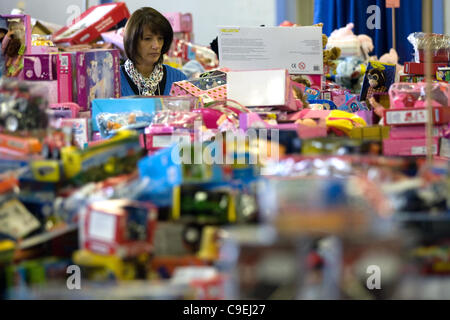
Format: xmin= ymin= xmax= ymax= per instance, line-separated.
xmin=328 ymin=23 xmax=374 ymax=61
xmin=335 ymin=56 xmax=366 ymax=92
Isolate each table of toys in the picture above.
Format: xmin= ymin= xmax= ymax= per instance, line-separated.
xmin=0 ymin=4 xmax=449 ymax=300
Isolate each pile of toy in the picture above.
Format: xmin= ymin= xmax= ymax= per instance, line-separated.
xmin=0 ymin=3 xmax=449 ymax=300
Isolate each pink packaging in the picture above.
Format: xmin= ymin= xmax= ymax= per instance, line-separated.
xmin=25 ymin=80 xmax=58 ymax=104
xmin=23 ymin=54 xmax=57 ymax=81
xmin=171 ymin=75 xmax=227 ymax=106
xmin=101 ymin=28 xmax=125 ymax=51
xmin=56 ymin=52 xmax=76 ymax=103
xmin=383 ymin=137 xmax=439 ymax=156
xmin=389 ymin=125 xmax=446 ymax=139
xmin=163 ymin=12 xmax=193 ymax=33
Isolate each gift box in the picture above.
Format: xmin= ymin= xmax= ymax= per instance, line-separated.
xmin=170 ymin=74 xmax=227 ymax=106
xmin=59 ymin=118 xmax=89 ymax=148
xmin=437 ymin=67 xmax=450 ymax=82
xmin=52 ymin=2 xmax=130 ymax=45
xmin=384 ymin=107 xmax=450 ymax=126
xmin=56 ymin=52 xmax=77 ymax=103
xmin=404 ymin=62 xmax=448 ymax=75
xmin=163 ymin=12 xmax=193 ymax=33
xmin=383 ymin=137 xmax=439 ymax=156
xmin=227 ymin=69 xmax=297 ymax=111
xmin=76 ymin=49 xmax=121 ymax=111
xmin=23 ymin=54 xmax=57 ymax=81
xmin=389 ymin=125 xmax=446 ymax=139
xmin=101 ymin=28 xmax=125 ymax=52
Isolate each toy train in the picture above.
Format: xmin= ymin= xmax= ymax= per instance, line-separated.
xmin=31 ymin=130 xmax=145 ymax=184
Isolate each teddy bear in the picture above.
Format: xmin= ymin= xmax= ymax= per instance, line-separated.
xmin=328 ymin=23 xmax=374 ymax=61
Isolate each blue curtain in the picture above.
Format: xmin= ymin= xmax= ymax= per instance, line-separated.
xmin=314 ymin=0 xmax=423 ymax=64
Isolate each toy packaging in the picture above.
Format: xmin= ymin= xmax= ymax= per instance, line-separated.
xmin=437 ymin=67 xmax=450 ymax=82
xmin=408 ymin=32 xmax=450 ymax=63
xmin=52 ymin=2 xmax=130 ymax=45
xmin=56 ymin=52 xmax=77 ymax=103
xmin=226 ymin=69 xmax=297 ymax=111
xmin=383 ymin=137 xmax=439 ymax=156
xmin=0 ymin=14 xmax=32 ymax=78
xmin=360 ymin=61 xmax=396 ymax=102
xmin=76 ymin=49 xmax=121 ymax=111
xmin=59 ymin=118 xmax=89 ymax=148
xmin=388 ymin=82 xmax=449 ymax=109
xmin=163 ymin=12 xmax=193 ymax=33
xmin=218 ymin=26 xmax=323 ymax=75
xmin=23 ymin=54 xmax=57 ymax=81
xmin=171 ymin=72 xmax=226 ymax=106
xmin=404 ymin=62 xmax=448 ymax=75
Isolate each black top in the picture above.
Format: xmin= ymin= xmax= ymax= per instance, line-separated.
xmin=120 ymin=64 xmax=167 ymax=96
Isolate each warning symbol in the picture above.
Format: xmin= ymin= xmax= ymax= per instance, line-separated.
xmin=298 ymin=62 xmax=306 ymax=70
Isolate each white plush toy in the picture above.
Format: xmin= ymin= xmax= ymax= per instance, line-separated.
xmin=328 ymin=23 xmax=374 ymax=60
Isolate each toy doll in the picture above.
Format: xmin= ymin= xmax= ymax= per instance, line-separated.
xmin=0 ymin=21 xmax=9 ymax=76
xmin=365 ymin=68 xmax=387 ymax=102
xmin=2 ymin=32 xmax=25 ymax=77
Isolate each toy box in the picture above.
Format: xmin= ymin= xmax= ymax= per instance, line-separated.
xmin=227 ymin=69 xmax=297 ymax=111
xmin=383 ymin=137 xmax=439 ymax=156
xmin=60 ymin=118 xmax=89 ymax=149
xmin=0 ymin=14 xmax=32 ymax=78
xmin=350 ymin=126 xmax=390 ymax=140
xmin=76 ymin=49 xmax=121 ymax=111
xmin=163 ymin=12 xmax=193 ymax=33
xmin=389 ymin=125 xmax=447 ymax=139
xmin=384 ymin=107 xmax=450 ymax=126
xmin=101 ymin=27 xmax=125 ymax=52
xmin=399 ymin=75 xmax=429 ymax=83
xmin=388 ymin=82 xmax=449 ymax=109
xmin=437 ymin=67 xmax=450 ymax=82
xmin=82 ymin=199 xmax=158 ymax=257
xmin=440 ymin=138 xmax=450 ymax=158
xmin=360 ymin=61 xmax=396 ymax=102
xmin=23 ymin=54 xmax=57 ymax=81
xmin=171 ymin=72 xmax=226 ymax=106
xmin=218 ymin=26 xmax=324 ymax=75
xmin=52 ymin=2 xmax=130 ymax=45
xmin=56 ymin=52 xmax=77 ymax=103
xmin=404 ymin=62 xmax=448 ymax=75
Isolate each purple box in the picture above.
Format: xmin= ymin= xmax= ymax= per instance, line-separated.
xmin=23 ymin=54 xmax=57 ymax=81
xmin=76 ymin=49 xmax=121 ymax=111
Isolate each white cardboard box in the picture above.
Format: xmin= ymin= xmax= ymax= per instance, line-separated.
xmin=227 ymin=69 xmax=292 ymax=108
xmin=218 ymin=26 xmax=323 ymax=75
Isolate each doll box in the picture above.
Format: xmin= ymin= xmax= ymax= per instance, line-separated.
xmin=52 ymin=2 xmax=130 ymax=45
xmin=404 ymin=62 xmax=448 ymax=76
xmin=163 ymin=12 xmax=193 ymax=33
xmin=76 ymin=49 xmax=121 ymax=112
xmin=23 ymin=54 xmax=57 ymax=81
xmin=170 ymin=78 xmax=227 ymax=106
xmin=383 ymin=107 xmax=450 ymax=126
xmin=389 ymin=125 xmax=446 ymax=139
xmin=227 ymin=69 xmax=297 ymax=111
xmin=383 ymin=137 xmax=439 ymax=156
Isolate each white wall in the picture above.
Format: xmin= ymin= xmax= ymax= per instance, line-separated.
xmin=124 ymin=0 xmax=277 ymax=46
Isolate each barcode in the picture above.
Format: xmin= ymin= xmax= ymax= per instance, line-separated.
xmin=313 ymin=65 xmax=320 ymax=71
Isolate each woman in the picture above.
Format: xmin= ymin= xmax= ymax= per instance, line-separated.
xmin=121 ymin=7 xmax=186 ymax=96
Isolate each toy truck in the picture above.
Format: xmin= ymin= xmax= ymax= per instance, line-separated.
xmin=73 ymin=199 xmax=158 ymax=281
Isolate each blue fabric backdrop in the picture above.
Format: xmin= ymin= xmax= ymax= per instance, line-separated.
xmin=314 ymin=0 xmax=423 ymax=63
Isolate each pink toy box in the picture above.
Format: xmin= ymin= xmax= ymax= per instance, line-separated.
xmin=389 ymin=82 xmax=449 ymax=109
xmin=170 ymin=73 xmax=227 ymax=106
xmin=383 ymin=137 xmax=439 ymax=156
xmin=163 ymin=12 xmax=193 ymax=33
xmin=23 ymin=53 xmax=57 ymax=81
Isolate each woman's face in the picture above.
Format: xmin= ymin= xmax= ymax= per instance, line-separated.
xmin=137 ymin=26 xmax=164 ymax=66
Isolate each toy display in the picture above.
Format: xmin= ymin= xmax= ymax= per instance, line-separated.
xmin=1 ymin=5 xmax=450 ymax=301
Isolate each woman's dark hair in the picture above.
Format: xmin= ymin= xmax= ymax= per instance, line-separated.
xmin=123 ymin=7 xmax=173 ymax=65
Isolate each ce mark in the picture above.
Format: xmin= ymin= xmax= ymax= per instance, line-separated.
xmin=291 ymin=63 xmax=297 ymax=69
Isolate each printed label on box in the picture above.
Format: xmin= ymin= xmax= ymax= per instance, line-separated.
xmin=411 ymin=145 xmax=438 ymax=156
xmin=218 ymin=26 xmax=323 ymax=74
